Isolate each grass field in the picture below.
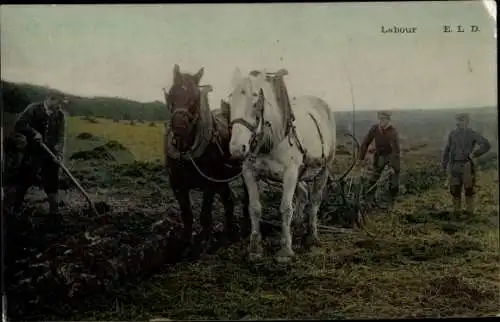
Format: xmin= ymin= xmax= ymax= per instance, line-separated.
xmin=6 ymin=115 xmax=499 ymax=320
xmin=66 ymin=117 xmax=166 ymax=162
xmin=66 ymin=116 xmax=436 ymax=168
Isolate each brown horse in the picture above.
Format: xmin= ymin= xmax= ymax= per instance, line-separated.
xmin=163 ymin=64 xmax=249 ymax=255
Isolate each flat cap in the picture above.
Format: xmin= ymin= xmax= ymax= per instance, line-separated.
xmin=47 ymin=92 xmax=70 ymax=104
xmin=377 ymin=110 xmax=392 ymax=119
xmin=455 ymin=113 xmax=470 ymax=121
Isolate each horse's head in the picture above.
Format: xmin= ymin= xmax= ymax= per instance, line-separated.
xmin=228 ymin=67 xmax=266 ymax=160
xmin=164 ymin=64 xmax=204 ymax=149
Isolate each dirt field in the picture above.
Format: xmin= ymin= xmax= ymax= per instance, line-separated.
xmin=4 ymin=116 xmax=499 ymax=320
xmin=85 ymin=167 xmax=500 ymax=320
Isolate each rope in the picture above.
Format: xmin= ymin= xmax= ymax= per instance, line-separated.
xmin=186 ymin=153 xmax=243 ymax=184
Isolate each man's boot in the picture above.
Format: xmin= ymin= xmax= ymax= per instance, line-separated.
xmin=46 ymin=192 xmax=63 ymax=228
xmin=452 ymin=197 xmax=462 ymax=214
xmin=388 ymin=187 xmax=399 ymax=208
xmin=47 ymin=193 xmax=61 ymax=215
xmin=465 ymin=196 xmax=474 ymax=215
xmin=10 ymin=186 xmax=29 ymax=215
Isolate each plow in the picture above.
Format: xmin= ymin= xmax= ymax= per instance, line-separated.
xmin=260 ymin=131 xmax=397 ymax=236
xmin=322 ymin=163 xmax=396 ymax=236
xmin=262 ymin=161 xmax=396 ymax=237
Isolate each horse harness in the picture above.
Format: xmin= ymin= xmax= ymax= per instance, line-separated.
xmin=165 ymin=97 xmax=243 ymax=184
xmin=167 ymin=112 xmax=225 ymax=159
xmin=230 ymin=86 xmax=326 ymax=182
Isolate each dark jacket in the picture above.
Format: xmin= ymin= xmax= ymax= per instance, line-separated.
xmin=14 ymin=102 xmax=66 ymax=157
xmin=442 ymin=127 xmax=491 ymax=168
xmin=359 ymin=124 xmax=400 ymax=170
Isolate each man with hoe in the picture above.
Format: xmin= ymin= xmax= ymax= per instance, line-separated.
xmin=358 ymin=110 xmax=401 ymax=208
xmin=442 ymin=113 xmax=491 ymax=214
xmin=7 ymin=92 xmax=69 ymax=218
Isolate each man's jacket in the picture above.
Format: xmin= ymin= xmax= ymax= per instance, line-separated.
xmin=14 ymin=102 xmax=66 ymax=158
xmin=359 ymin=124 xmax=401 ymax=171
xmin=442 ymin=127 xmax=491 ymax=168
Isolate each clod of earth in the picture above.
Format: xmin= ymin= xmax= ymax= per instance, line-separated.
xmin=76 ymin=132 xmax=96 ymax=140
xmin=69 ymin=140 xmax=129 ymax=161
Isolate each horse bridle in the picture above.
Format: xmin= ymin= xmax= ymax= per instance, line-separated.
xmin=168 ymin=100 xmax=200 ymax=125
xmin=166 ymin=91 xmax=201 ymax=143
xmin=229 ymin=89 xmax=269 ymax=157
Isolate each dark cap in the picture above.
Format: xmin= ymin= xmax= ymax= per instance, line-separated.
xmin=377 ymin=111 xmax=392 ymax=119
xmin=455 ymin=113 xmax=470 ymax=121
xmin=46 ymin=92 xmax=70 ymax=105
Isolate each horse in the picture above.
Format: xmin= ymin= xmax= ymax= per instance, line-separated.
xmin=163 ymin=64 xmax=249 ymax=255
xmin=227 ymin=67 xmax=356 ymax=262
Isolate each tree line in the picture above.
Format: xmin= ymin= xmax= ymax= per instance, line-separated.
xmin=2 ymin=79 xmax=495 ymax=133
xmin=1 ymin=80 xmax=168 ymax=121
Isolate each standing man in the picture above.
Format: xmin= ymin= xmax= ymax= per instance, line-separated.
xmin=9 ymin=93 xmax=69 ymax=216
xmin=358 ymin=111 xmax=401 ymax=208
xmin=442 ymin=113 xmax=491 ymax=214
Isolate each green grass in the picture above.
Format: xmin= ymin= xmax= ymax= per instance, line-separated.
xmin=65 ymin=116 xmax=440 ymax=167
xmin=66 ymin=117 xmax=165 ymax=162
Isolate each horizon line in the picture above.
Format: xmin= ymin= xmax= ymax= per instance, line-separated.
xmin=2 ymin=78 xmax=497 ymax=113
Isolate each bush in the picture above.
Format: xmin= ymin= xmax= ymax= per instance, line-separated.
xmin=82 ymin=116 xmax=99 ymax=124
xmin=76 ymin=132 xmax=95 ymax=140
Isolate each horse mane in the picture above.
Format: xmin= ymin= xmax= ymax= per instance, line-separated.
xmin=249 ymin=70 xmax=292 ymax=151
xmin=257 ymin=125 xmax=275 ymax=154
xmin=187 ymin=85 xmax=214 ymax=157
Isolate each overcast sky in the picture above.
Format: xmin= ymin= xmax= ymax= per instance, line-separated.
xmin=1 ymin=2 xmax=497 ymax=111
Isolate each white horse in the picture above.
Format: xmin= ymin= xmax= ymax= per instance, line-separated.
xmin=228 ymin=67 xmax=354 ymax=262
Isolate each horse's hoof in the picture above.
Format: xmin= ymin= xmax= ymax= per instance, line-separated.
xmin=240 ymin=221 xmax=251 ymax=238
xmin=181 ymin=247 xmax=192 ymax=258
xmin=276 ymin=248 xmax=295 ymax=263
xmin=240 ymin=229 xmax=250 ymax=240
xmin=180 ymin=239 xmax=195 ymax=258
xmin=223 ymin=228 xmax=239 ymax=243
xmin=275 ymin=254 xmax=293 ymax=263
xmin=248 ymin=252 xmax=263 ymax=261
xmin=303 ymin=234 xmax=321 ymax=249
xmin=200 ymin=239 xmax=212 ymax=252
xmin=353 ymin=210 xmax=364 ymax=229
xmin=217 ymin=234 xmax=234 ymax=250
xmin=248 ymin=233 xmax=263 ymax=254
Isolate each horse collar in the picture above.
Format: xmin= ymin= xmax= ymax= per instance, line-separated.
xmin=167 ymin=102 xmax=214 ymax=160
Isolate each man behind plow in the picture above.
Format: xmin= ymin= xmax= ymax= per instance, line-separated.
xmin=442 ymin=113 xmax=491 ymax=215
xmin=357 ymin=110 xmax=401 ymax=209
xmin=7 ymin=92 xmax=69 ymax=218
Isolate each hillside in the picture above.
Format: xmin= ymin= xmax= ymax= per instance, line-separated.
xmin=1 ymin=80 xmax=167 ymax=121
xmin=3 ymin=80 xmax=497 ymax=131
xmin=3 ymin=78 xmax=496 ymax=160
